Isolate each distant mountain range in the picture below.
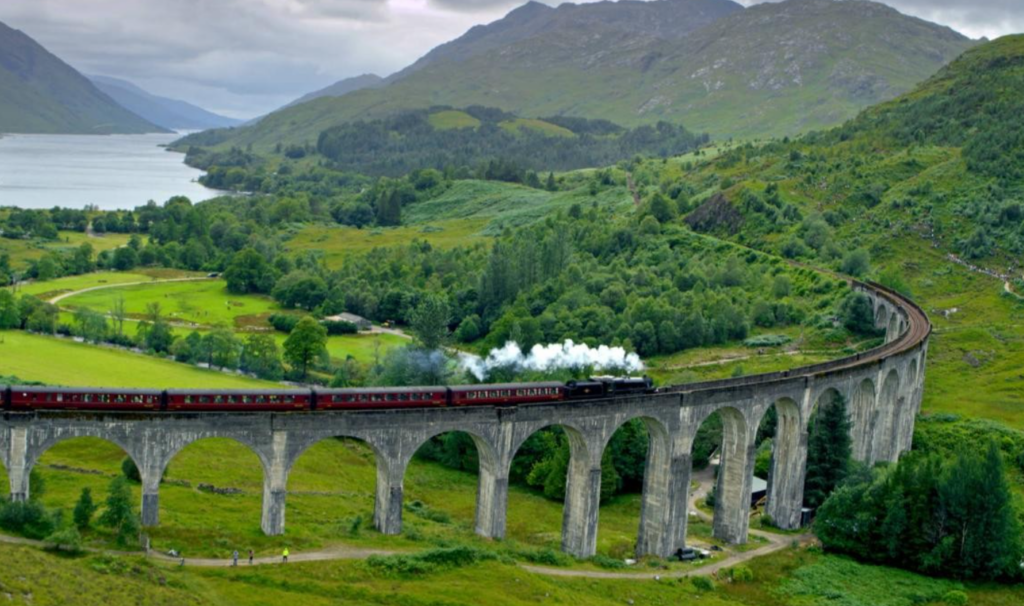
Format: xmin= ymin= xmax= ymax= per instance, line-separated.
xmin=191 ymin=0 xmax=975 ymax=152
xmin=89 ymin=75 xmax=241 ymax=131
xmin=0 ymin=20 xmax=239 ymax=135
xmin=0 ymin=20 xmax=166 ymax=135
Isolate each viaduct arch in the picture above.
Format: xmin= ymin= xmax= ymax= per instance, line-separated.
xmin=0 ymin=282 xmax=929 ymax=559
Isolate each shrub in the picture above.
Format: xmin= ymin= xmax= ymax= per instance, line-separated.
xmin=268 ymin=313 xmax=301 ymax=333
xmin=367 ymin=546 xmax=496 ymax=576
xmin=743 ymin=334 xmax=791 ymax=347
xmin=590 ymin=554 xmax=627 ymax=569
xmin=121 ymin=457 xmax=141 ymax=482
xmin=45 ymin=525 xmax=83 ymax=553
xmin=405 ymin=500 xmax=451 ymax=524
xmin=348 ymin=515 xmax=363 ymax=536
xmin=729 ymin=565 xmax=754 ymax=582
xmin=520 ymin=547 xmax=571 ymax=567
xmin=0 ymin=500 xmax=57 ymax=539
xmin=691 ymin=576 xmax=715 ymax=591
xmin=321 ymin=319 xmax=358 ymax=335
xmin=944 ymin=590 xmax=968 ymax=606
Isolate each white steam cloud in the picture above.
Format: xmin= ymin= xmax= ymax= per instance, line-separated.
xmin=459 ymin=340 xmax=645 ymax=381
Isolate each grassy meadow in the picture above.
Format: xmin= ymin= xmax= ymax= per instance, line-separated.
xmin=0 ymin=230 xmax=132 ymax=268
xmin=59 ymin=278 xmax=278 ymax=329
xmin=12 ymin=269 xmax=202 ymax=300
xmin=284 ymin=220 xmax=488 ymax=268
xmin=0 ymin=331 xmax=275 ymax=388
xmin=1 ymin=535 xmax=1021 ymax=606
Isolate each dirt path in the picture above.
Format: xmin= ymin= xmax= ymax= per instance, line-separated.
xmin=0 ymin=531 xmax=395 ymax=567
xmin=47 ymin=276 xmax=215 ymax=305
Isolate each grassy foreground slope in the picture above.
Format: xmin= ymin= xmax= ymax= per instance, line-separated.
xmin=1 ymin=539 xmax=1021 ymax=606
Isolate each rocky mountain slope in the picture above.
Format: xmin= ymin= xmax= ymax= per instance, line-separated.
xmin=0 ymin=21 xmax=165 ymax=134
xmin=188 ymin=0 xmax=974 ymax=152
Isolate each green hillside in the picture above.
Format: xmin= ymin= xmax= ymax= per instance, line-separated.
xmin=186 ymin=0 xmax=974 ymax=152
xmin=0 ymin=21 xmax=166 ymax=134
xmin=186 ymin=106 xmax=705 ymax=178
xmin=639 ymin=34 xmax=1024 ymax=429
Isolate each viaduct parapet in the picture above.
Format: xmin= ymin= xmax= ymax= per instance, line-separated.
xmin=0 ymin=281 xmax=929 ymax=558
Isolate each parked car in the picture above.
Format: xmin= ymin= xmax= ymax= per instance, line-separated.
xmin=674 ymin=547 xmax=711 ymax=561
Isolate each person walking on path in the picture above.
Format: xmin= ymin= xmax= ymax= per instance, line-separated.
xmin=248 ymin=549 xmax=254 ymax=565
xmin=232 ymin=550 xmax=239 ymax=566
xmin=282 ymin=547 xmax=289 ymax=563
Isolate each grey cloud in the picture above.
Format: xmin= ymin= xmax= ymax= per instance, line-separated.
xmin=0 ymin=0 xmax=492 ymax=116
xmin=428 ymin=0 xmax=523 ymax=13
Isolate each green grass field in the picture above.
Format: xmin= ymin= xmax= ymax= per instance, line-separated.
xmin=1 ymin=533 xmax=1020 ymax=606
xmin=58 ymin=279 xmax=278 ymax=329
xmin=271 ymin=331 xmax=406 ymax=365
xmin=0 ymin=231 xmax=132 ymax=268
xmin=285 ymin=220 xmax=488 ymax=268
xmin=869 ymin=241 xmax=1024 ymax=429
xmin=427 ymin=110 xmax=481 ymax=130
xmin=11 ymin=269 xmax=201 ymax=300
xmin=0 ymin=331 xmax=275 ymax=388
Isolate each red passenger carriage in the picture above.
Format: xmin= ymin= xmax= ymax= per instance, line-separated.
xmin=315 ymin=387 xmax=448 ymax=410
xmin=165 ymin=389 xmax=310 ymax=412
xmin=9 ymin=386 xmax=162 ymax=411
xmin=448 ymin=382 xmax=565 ymax=406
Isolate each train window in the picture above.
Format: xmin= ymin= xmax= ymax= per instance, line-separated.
xmin=269 ymin=395 xmax=279 ymax=403
xmin=398 ymin=393 xmax=409 ymax=401
xmin=371 ymin=394 xmax=382 ymax=402
xmin=56 ymin=394 xmax=64 ymax=402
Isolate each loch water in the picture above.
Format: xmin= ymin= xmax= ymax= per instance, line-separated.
xmin=0 ymin=132 xmax=220 ymax=211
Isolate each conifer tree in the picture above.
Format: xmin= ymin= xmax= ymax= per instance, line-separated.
xmin=804 ymin=392 xmax=852 ymax=508
xmin=99 ymin=476 xmax=140 ymax=546
xmin=73 ymin=487 xmax=96 ymax=529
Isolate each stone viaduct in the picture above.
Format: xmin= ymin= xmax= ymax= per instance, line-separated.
xmin=0 ymin=281 xmax=929 ymax=559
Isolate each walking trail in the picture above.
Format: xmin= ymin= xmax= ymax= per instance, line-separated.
xmin=0 ymin=469 xmax=810 ymax=579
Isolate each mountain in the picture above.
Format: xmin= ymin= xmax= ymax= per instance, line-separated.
xmin=280 ymin=73 xmax=384 ymax=111
xmin=90 ymin=75 xmax=242 ymax=130
xmin=682 ymin=33 xmax=1024 ymax=270
xmin=179 ymin=0 xmax=975 ymax=153
xmin=0 ymin=21 xmax=166 ymax=134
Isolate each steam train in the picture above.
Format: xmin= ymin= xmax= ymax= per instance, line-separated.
xmin=0 ymin=376 xmax=653 ymax=413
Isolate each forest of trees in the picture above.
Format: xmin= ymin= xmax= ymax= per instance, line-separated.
xmin=816 ymin=442 xmax=1023 ymax=581
xmin=314 ymin=106 xmax=709 ymax=177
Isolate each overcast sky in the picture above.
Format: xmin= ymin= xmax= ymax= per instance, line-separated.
xmin=0 ymin=0 xmax=1020 ymax=119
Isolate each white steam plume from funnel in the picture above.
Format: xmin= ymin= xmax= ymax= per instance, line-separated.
xmin=459 ymin=340 xmax=644 ymax=381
